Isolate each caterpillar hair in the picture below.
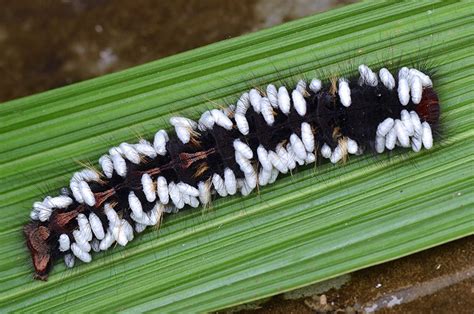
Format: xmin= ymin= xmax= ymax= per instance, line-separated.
xmin=24 ymin=64 xmax=440 ymax=280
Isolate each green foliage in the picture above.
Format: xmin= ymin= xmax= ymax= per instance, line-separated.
xmin=0 ymin=1 xmax=472 ymax=311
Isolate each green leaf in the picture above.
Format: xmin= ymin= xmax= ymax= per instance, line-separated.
xmin=0 ymin=1 xmax=473 ymax=312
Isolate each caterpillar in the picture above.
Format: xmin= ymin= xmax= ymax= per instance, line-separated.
xmin=24 ymin=64 xmax=440 ymax=280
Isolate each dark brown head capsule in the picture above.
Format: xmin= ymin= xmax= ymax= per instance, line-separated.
xmin=23 ymin=222 xmax=53 ymax=281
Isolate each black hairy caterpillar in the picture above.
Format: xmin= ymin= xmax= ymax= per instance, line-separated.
xmin=24 ymin=64 xmax=440 ymax=280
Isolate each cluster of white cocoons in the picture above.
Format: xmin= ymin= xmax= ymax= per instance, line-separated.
xmin=322 ymin=65 xmax=433 ymax=162
xmin=338 ymin=65 xmax=433 ymax=109
xmin=30 ymin=64 xmax=434 ymax=268
xmin=374 ymin=110 xmax=433 ymax=153
xmin=370 ymin=65 xmax=433 ymax=153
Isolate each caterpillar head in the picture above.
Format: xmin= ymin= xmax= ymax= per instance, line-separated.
xmin=23 ymin=222 xmax=53 ymax=281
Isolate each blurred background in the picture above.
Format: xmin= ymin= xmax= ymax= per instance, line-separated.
xmin=1 ymin=1 xmax=472 ymax=313
xmin=0 ymin=0 xmax=353 ymax=102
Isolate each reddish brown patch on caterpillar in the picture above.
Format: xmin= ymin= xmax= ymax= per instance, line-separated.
xmin=49 ymin=209 xmax=80 ymax=233
xmin=94 ymin=188 xmax=116 ymax=208
xmin=24 ymin=222 xmax=52 ymax=281
xmin=415 ymin=87 xmax=440 ymax=125
xmin=179 ymin=148 xmax=216 ymax=169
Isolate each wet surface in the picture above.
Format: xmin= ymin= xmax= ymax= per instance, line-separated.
xmin=1 ymin=1 xmax=472 ymax=312
xmin=234 ymin=236 xmax=474 ymax=313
